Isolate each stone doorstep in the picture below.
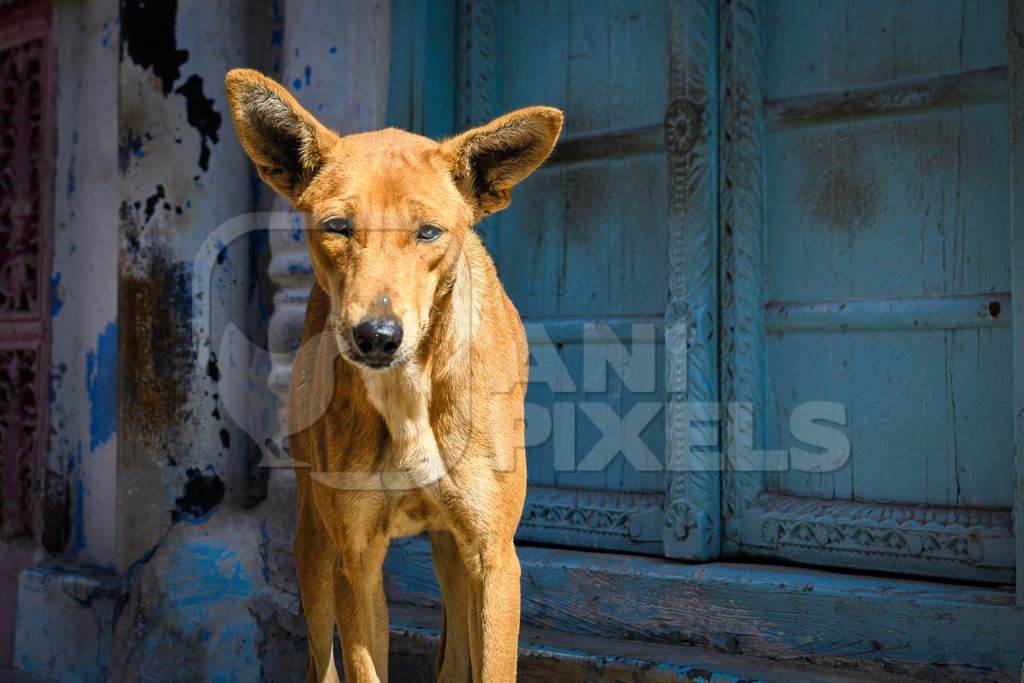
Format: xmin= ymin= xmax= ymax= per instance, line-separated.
xmin=386 ymin=604 xmax=920 ymax=683
xmin=0 ymin=669 xmax=51 ymax=683
xmin=12 ymin=566 xmax=124 ymax=683
xmin=4 ymin=565 xmax=993 ymax=682
xmin=0 ymin=671 xmax=50 ymax=679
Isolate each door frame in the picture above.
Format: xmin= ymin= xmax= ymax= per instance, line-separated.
xmin=1009 ymin=0 xmax=1024 ymax=607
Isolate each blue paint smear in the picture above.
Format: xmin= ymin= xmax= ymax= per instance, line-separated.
xmin=139 ymin=540 xmax=258 ymax=681
xmin=86 ymin=321 xmax=117 ymax=449
xmin=304 ymin=65 xmax=311 ymax=86
xmin=292 ymin=78 xmax=302 ymax=90
xmin=329 ymin=46 xmax=337 ymax=54
xmin=270 ymin=28 xmax=282 ymax=45
xmin=50 ymin=273 xmax=63 ymax=316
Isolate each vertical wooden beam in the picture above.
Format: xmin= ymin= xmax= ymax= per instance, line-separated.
xmin=1009 ymin=0 xmax=1024 ymax=607
xmin=455 ymin=0 xmax=498 ymax=131
xmin=455 ymin=0 xmax=501 ymax=253
xmin=718 ymin=0 xmax=767 ymax=555
xmin=663 ymin=0 xmax=721 ymax=559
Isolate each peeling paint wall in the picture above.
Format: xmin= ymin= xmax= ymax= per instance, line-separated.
xmin=110 ymin=0 xmax=263 ymax=677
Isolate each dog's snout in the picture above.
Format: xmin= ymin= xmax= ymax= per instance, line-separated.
xmin=352 ymin=317 xmax=403 ymax=360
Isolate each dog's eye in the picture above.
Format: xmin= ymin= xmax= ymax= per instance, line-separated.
xmin=324 ymin=218 xmax=352 ymax=237
xmin=416 ymin=224 xmax=443 ymax=242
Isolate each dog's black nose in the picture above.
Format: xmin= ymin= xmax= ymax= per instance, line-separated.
xmin=352 ymin=317 xmax=403 ymax=359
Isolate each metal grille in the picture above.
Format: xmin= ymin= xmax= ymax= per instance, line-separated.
xmin=0 ymin=6 xmax=51 ymax=542
xmin=0 ymin=36 xmax=44 ymax=315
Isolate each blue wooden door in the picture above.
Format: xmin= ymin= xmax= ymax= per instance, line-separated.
xmin=721 ymin=0 xmax=1015 ymax=582
xmin=453 ymin=0 xmax=1016 ymax=580
xmin=457 ymin=0 xmax=703 ymax=555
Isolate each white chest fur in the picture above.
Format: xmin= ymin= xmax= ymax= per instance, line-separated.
xmin=360 ymin=363 xmax=447 ymax=489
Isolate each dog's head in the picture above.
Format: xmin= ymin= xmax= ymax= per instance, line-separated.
xmin=225 ymin=69 xmax=562 ymax=370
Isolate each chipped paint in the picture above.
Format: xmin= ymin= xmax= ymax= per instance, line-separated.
xmin=174 ymin=75 xmax=221 ymax=171
xmin=120 ymin=0 xmax=187 ymax=94
xmin=171 ymin=468 xmax=225 ymax=523
xmin=49 ymin=272 xmax=62 ymax=316
xmin=142 ymin=184 xmax=165 ymax=223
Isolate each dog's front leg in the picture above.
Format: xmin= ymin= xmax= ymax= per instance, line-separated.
xmin=294 ymin=472 xmax=341 ymax=683
xmin=466 ymin=540 xmax=521 ymax=683
xmin=334 ymin=538 xmax=390 ymax=683
xmin=430 ymin=531 xmax=473 ymax=681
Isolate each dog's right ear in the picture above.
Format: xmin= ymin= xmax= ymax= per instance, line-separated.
xmin=224 ymin=68 xmax=336 ymax=200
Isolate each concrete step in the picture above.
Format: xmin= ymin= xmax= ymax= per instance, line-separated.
xmin=388 ymin=604 xmax=918 ymax=682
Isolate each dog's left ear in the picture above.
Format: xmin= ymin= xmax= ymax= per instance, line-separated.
xmin=445 ymin=106 xmax=563 ymax=217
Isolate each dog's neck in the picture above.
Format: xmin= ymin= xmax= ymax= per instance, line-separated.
xmin=355 ymin=248 xmax=475 ymax=432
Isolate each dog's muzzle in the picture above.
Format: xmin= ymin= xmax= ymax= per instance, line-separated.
xmin=351 ymin=316 xmax=403 ymax=368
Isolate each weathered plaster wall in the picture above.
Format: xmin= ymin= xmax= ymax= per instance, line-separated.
xmin=48 ymin=0 xmax=120 ymax=571
xmin=109 ymin=0 xmax=267 ymax=678
xmin=15 ymin=0 xmax=399 ymax=678
xmin=115 ymin=0 xmax=255 ymax=571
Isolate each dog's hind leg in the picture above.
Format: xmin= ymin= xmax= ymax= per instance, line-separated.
xmin=294 ymin=473 xmax=341 ymax=683
xmin=334 ymin=537 xmax=390 ymax=683
xmin=430 ymin=531 xmax=472 ymax=682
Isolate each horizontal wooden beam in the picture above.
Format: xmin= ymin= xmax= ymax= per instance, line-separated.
xmin=766 ymin=66 xmax=1008 ymax=130
xmin=384 ymin=537 xmax=1023 ymax=677
xmin=546 ymin=124 xmax=664 ymax=166
xmin=764 ymin=292 xmax=1011 ymax=333
xmin=522 ymin=314 xmax=666 ymax=344
xmin=0 ymin=319 xmax=46 ymax=348
xmin=517 ymin=485 xmax=663 ymax=554
xmin=739 ymin=493 xmax=1013 ymax=584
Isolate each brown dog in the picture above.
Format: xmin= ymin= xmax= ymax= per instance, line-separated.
xmin=225 ymin=69 xmax=561 ymax=682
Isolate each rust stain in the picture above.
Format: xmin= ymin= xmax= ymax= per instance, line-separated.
xmin=118 ymin=249 xmax=194 ymax=455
